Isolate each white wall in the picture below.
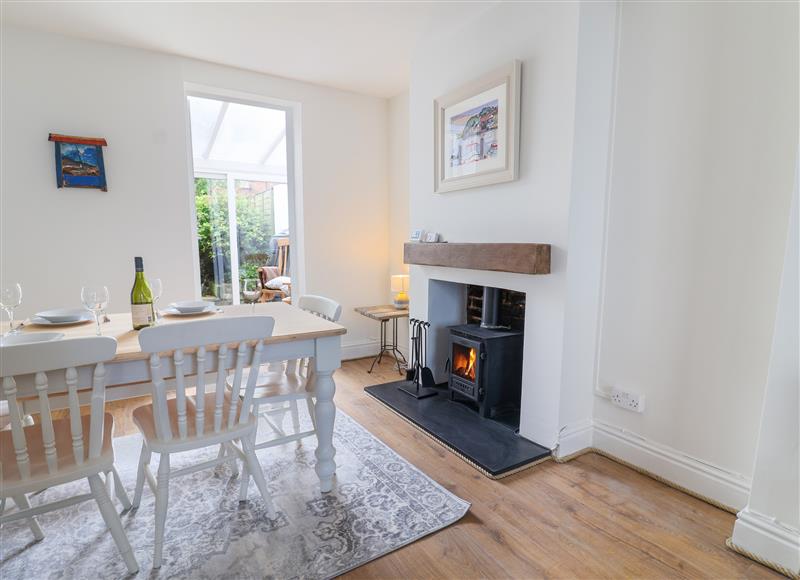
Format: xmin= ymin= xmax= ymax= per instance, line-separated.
xmin=388 ymin=92 xmax=410 ymax=354
xmin=732 ymin=161 xmax=799 ymax=574
xmin=594 ymin=1 xmax=798 ymax=493
xmin=0 ymin=25 xmax=390 ymax=356
xmin=408 ymin=2 xmax=580 ymax=446
xmin=556 ymin=1 xmax=619 ymax=456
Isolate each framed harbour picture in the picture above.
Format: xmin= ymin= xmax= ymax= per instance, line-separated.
xmin=434 ymin=60 xmax=521 ymax=193
xmin=48 ymin=133 xmax=108 ymax=191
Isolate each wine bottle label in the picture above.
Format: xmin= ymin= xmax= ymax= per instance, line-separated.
xmin=131 ymin=304 xmax=154 ymax=328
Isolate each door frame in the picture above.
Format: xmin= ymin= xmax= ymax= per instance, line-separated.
xmin=182 ymin=82 xmax=305 ymax=303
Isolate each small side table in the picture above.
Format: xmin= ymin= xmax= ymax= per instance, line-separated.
xmin=355 ymin=305 xmax=409 ymax=374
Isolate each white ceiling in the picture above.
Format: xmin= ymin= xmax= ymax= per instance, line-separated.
xmin=2 ymin=1 xmax=488 ymax=98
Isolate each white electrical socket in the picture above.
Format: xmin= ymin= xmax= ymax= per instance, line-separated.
xmin=610 ymin=386 xmax=645 ymax=413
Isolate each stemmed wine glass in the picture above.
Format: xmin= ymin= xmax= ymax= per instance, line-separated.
xmin=81 ymin=286 xmax=110 ymax=336
xmin=242 ymin=279 xmax=260 ymax=313
xmin=0 ymin=283 xmax=23 ymax=335
xmin=151 ymin=278 xmax=163 ymax=323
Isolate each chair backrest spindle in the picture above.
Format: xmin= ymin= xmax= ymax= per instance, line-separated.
xmin=174 ymin=349 xmax=188 ymax=439
xmin=214 ymin=344 xmax=228 ymax=433
xmin=65 ymin=367 xmax=84 ymax=464
xmin=2 ymin=376 xmax=31 ymax=480
xmin=35 ymin=371 xmax=58 ymax=473
xmin=149 ymin=353 xmax=172 ymax=442
xmin=195 ymin=346 xmax=207 ymax=437
xmin=88 ymin=362 xmax=107 ymax=459
xmin=227 ymin=343 xmax=248 ymax=429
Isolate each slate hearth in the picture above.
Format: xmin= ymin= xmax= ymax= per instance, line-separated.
xmin=365 ymin=382 xmax=550 ymax=478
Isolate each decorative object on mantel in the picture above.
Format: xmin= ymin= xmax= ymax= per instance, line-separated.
xmin=390 ymin=274 xmax=409 ymax=308
xmin=434 ymin=60 xmax=521 ymax=193
xmin=409 ymin=229 xmax=442 ymax=243
xmin=48 ymin=133 xmax=108 ymax=191
xmin=404 ymin=242 xmax=551 ymax=275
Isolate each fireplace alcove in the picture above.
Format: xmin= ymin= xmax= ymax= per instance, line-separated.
xmin=364 ymin=242 xmax=553 ymax=478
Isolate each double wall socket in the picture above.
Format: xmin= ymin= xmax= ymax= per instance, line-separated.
xmin=610 ymin=387 xmax=645 ymax=413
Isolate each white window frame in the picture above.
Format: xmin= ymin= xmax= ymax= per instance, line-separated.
xmin=183 ymin=83 xmax=305 ymax=304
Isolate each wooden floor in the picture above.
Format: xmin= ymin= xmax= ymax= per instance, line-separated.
xmin=107 ymin=358 xmax=777 ymax=579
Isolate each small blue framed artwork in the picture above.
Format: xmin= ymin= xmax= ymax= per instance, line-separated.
xmin=48 ymin=133 xmax=108 ymax=191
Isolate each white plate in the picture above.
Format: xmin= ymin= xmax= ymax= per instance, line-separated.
xmin=29 ymin=312 xmax=94 ymax=327
xmin=170 ymin=300 xmax=216 ymax=314
xmin=0 ymin=332 xmax=64 ymax=346
xmin=35 ymin=308 xmax=91 ymax=323
xmin=162 ymin=306 xmax=218 ymax=317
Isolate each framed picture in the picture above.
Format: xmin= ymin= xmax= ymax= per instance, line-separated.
xmin=48 ymin=133 xmax=108 ymax=191
xmin=434 ymin=60 xmax=521 ymax=193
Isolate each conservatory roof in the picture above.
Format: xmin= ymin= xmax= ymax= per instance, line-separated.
xmin=188 ymin=95 xmax=287 ymax=180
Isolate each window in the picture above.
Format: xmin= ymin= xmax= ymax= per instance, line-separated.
xmin=187 ymin=94 xmax=294 ymax=305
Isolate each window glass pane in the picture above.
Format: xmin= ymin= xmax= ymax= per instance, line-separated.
xmin=187 ymin=97 xmax=223 ymax=159
xmin=235 ymin=179 xmax=290 ymax=302
xmin=211 ymin=103 xmax=286 ymax=165
xmin=194 ymin=176 xmax=233 ymax=305
xmin=262 ymin=135 xmax=287 ymax=170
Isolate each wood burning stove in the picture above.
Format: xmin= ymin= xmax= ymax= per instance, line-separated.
xmin=447 ymin=287 xmax=524 ymax=425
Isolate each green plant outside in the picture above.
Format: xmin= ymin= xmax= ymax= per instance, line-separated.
xmin=194 ymin=177 xmax=275 ymax=299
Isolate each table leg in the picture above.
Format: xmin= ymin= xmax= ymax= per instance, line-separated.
xmin=389 ymin=317 xmax=405 ymax=374
xmin=312 ymin=336 xmax=340 ymax=493
xmin=367 ymin=319 xmax=388 ymax=373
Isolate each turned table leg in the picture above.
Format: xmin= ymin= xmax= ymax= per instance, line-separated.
xmin=311 ymin=335 xmax=341 ymax=493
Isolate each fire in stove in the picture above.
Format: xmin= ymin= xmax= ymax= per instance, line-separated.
xmin=453 ymin=343 xmax=477 ymax=382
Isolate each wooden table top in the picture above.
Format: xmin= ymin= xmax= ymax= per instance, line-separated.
xmin=354 ymin=305 xmax=409 ymax=321
xmin=19 ymin=302 xmax=346 ymax=362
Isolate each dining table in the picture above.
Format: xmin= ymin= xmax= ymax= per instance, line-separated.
xmin=11 ymin=302 xmax=346 ymax=492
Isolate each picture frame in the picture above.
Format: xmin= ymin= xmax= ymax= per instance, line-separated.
xmin=48 ymin=133 xmax=108 ymax=191
xmin=433 ymin=60 xmax=521 ymax=194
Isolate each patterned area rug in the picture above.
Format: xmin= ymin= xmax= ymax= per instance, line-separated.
xmin=0 ymin=409 xmax=469 ymax=579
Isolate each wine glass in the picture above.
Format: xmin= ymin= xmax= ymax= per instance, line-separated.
xmin=242 ymin=279 xmax=260 ymax=313
xmin=151 ymin=278 xmax=163 ymax=323
xmin=81 ymin=286 xmax=110 ymax=336
xmin=0 ymin=283 xmax=22 ymax=335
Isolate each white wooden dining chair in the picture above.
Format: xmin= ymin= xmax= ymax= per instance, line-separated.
xmin=229 ymin=295 xmax=341 ymax=500
xmin=0 ymin=337 xmax=139 ymax=574
xmin=131 ymin=315 xmax=277 ymax=568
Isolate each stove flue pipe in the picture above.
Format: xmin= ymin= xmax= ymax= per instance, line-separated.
xmin=481 ymin=286 xmax=504 ymax=329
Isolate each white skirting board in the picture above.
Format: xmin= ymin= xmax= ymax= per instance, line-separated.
xmin=341 ymin=339 xmax=409 ymax=362
xmin=555 ymin=419 xmax=751 ymax=510
xmin=555 ymin=419 xmax=594 ymax=459
xmin=341 ymin=339 xmax=380 ymax=361
xmin=731 ymin=508 xmax=800 ymax=576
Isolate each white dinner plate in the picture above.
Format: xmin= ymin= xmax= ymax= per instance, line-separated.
xmin=35 ymin=308 xmax=91 ymax=323
xmin=0 ymin=332 xmax=65 ymax=346
xmin=28 ymin=311 xmax=94 ymax=327
xmin=162 ymin=305 xmax=218 ymax=317
xmin=170 ymin=300 xmax=216 ymax=314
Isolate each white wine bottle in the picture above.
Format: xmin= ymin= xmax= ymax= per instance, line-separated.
xmin=131 ymin=256 xmax=155 ymax=330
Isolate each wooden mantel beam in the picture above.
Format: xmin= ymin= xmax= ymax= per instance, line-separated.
xmin=404 ymin=243 xmax=551 ymax=275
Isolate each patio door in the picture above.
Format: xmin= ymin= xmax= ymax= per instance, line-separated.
xmin=186 ymin=91 xmax=297 ymax=305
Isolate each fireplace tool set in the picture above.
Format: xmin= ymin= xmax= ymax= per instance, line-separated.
xmin=399 ymin=318 xmax=438 ymax=399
